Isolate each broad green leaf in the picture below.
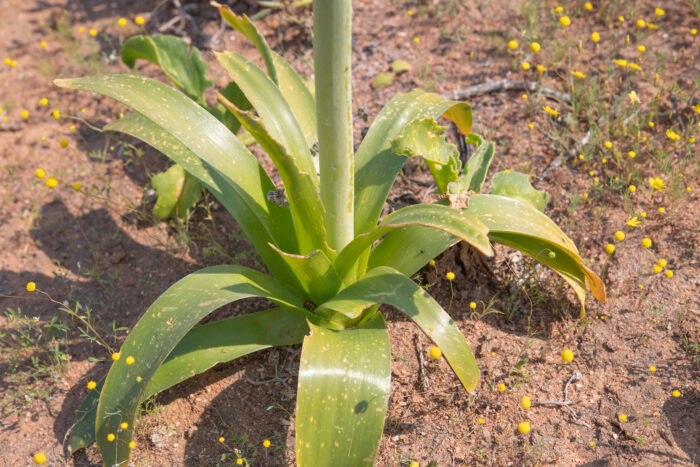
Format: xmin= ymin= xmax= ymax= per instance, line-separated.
xmin=219 ymin=98 xmax=328 ymax=256
xmin=271 ymin=53 xmax=317 ymax=147
xmin=104 ymin=112 xmax=299 ymax=285
xmin=367 ymin=226 xmax=458 ymax=277
xmin=296 ymin=313 xmax=390 ymax=467
xmin=68 ymin=307 xmax=308 ymax=454
xmin=268 ymin=245 xmax=343 ymax=305
xmin=55 ymin=76 xmax=300 ymax=260
xmin=121 ymin=34 xmax=212 ymax=105
xmin=449 ymin=139 xmax=494 ymax=194
xmin=391 ymin=60 xmax=412 ymax=73
xmin=215 ymin=5 xmax=317 ymax=146
xmin=390 ymin=117 xmax=461 ymax=193
xmin=335 ymin=204 xmax=492 ymax=282
xmin=490 ymin=171 xmax=549 ymax=212
xmin=320 ymin=267 xmax=480 ymax=392
xmin=468 ymin=195 xmax=605 ymax=311
xmin=354 ymin=90 xmax=472 ymax=236
xmin=216 ymin=51 xmax=317 ymax=184
xmin=94 ymin=265 xmax=307 ymax=466
xmin=216 ymin=4 xmax=278 ymax=85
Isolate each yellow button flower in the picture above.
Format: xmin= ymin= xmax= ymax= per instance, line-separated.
xmin=262 ymin=439 xmax=271 ymax=448
xmin=35 ymin=168 xmax=46 ymax=179
xmin=135 ymin=16 xmax=145 ymax=25
xmin=584 ymin=2 xmax=593 ymax=10
xmin=33 ymin=453 xmax=46 ymax=464
xmin=655 ymin=8 xmax=665 ymax=16
xmin=559 ymin=16 xmax=571 ymax=27
xmin=618 ymin=414 xmax=627 ymax=422
xmin=89 ymin=28 xmax=97 ymax=37
xmin=120 ymin=422 xmax=128 ymax=429
xmin=446 ymin=271 xmax=455 ymax=281
xmin=21 ymin=110 xmax=29 ymax=119
xmin=641 ymin=238 xmax=652 ymax=248
xmin=87 ymin=380 xmax=97 ymax=390
xmin=636 ymin=19 xmax=646 ymax=28
xmin=429 ymin=346 xmax=442 ymax=359
xmin=518 ymin=421 xmax=531 ymax=433
xmin=664 ymin=270 xmax=673 ymax=278
xmin=107 ymin=433 xmax=115 ymax=442
xmin=497 ymin=383 xmax=506 ymax=392
xmin=530 ymin=42 xmax=541 ymax=53
xmin=118 ymin=18 xmax=127 ymax=27
xmin=111 ymin=352 xmax=121 ymax=361
xmin=46 ymin=177 xmax=58 ymax=189
xmin=39 ymin=98 xmax=48 ymax=106
xmin=614 ymin=231 xmax=625 ymax=241
xmin=521 ymin=396 xmax=532 ymax=409
xmin=672 ymin=389 xmax=681 ymax=397
xmin=508 ymin=40 xmax=519 ymax=50
xmin=605 ymin=244 xmax=615 ymax=255
xmin=561 ymin=349 xmax=574 ymax=362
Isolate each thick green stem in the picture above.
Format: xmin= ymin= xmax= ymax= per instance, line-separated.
xmin=314 ymin=0 xmax=354 ymax=251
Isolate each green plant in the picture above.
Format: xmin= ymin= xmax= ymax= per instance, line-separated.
xmin=57 ymin=3 xmax=604 ymax=465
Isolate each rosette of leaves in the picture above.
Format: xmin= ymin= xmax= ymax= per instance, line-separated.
xmin=58 ymin=3 xmax=604 ymax=466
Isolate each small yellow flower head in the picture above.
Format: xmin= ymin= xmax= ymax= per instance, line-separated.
xmin=118 ymin=18 xmax=127 ymax=27
xmin=648 ymin=121 xmax=655 ymax=128
xmin=40 ymin=40 xmax=47 ymax=48
xmin=614 ymin=231 xmax=625 ymax=242
xmin=263 ymin=439 xmax=271 ymax=448
xmin=21 ymin=110 xmax=29 ymax=119
xmin=636 ymin=19 xmax=646 ymax=28
xmin=478 ymin=417 xmax=484 ymax=424
xmin=618 ymin=414 xmax=627 ymax=422
xmin=554 ymin=6 xmax=563 ymax=13
xmin=497 ymin=383 xmax=506 ymax=392
xmin=638 ymin=239 xmax=651 ymax=250
xmin=618 ymin=16 xmax=625 ymax=23
xmin=413 ymin=37 xmax=420 ymax=43
xmin=521 ymin=62 xmax=530 ymax=70
xmin=649 ymin=366 xmax=656 ymax=372
xmin=664 ymin=270 xmax=673 ymax=278
xmin=469 ymin=301 xmax=477 ymax=310
xmin=604 ymin=141 xmax=612 ymax=149
xmin=81 ymin=108 xmax=87 ymax=113
xmin=583 ymin=192 xmax=588 ymax=200
xmin=561 ymin=349 xmax=574 ymax=362
xmin=657 ymin=207 xmax=665 ymax=214
xmin=78 ymin=26 xmax=85 ymax=33
xmin=655 ymin=8 xmax=665 ymax=16
xmin=536 ymin=64 xmax=547 ymax=73
xmin=672 ymin=389 xmax=681 ymax=397
xmin=559 ymin=16 xmax=571 ymax=27
xmin=429 ymin=346 xmax=442 ymax=359
xmin=87 ymin=380 xmax=97 ymax=390
xmin=33 ymin=453 xmax=47 ymax=464
xmin=578 ymin=154 xmax=584 ymax=160
xmin=542 ymin=105 xmax=560 ymax=116
xmin=46 ymin=177 xmax=58 ymax=189
xmin=530 ymin=42 xmax=541 ymax=53
xmin=605 ymin=244 xmax=615 ymax=255
xmin=70 ymin=124 xmax=76 ymax=131
xmin=628 ymin=90 xmax=640 ymax=104
xmin=628 ymin=151 xmax=636 ymax=158
xmin=626 ymin=217 xmax=641 ymax=228
xmin=136 ymin=376 xmax=142 ymax=382
xmin=26 ymin=281 xmax=37 ymax=293
xmin=52 ymin=110 xmax=60 ymax=119
xmin=107 ymin=433 xmax=116 ymax=442
xmin=665 ymin=129 xmax=681 ymax=140
xmin=652 ymin=264 xmax=663 ymax=274
xmin=126 ymin=356 xmax=135 ymax=365
xmin=637 ymin=45 xmax=646 ymax=53
xmin=590 ymin=441 xmax=596 ymax=447
xmin=692 ymin=29 xmax=698 ymax=36
xmin=409 ymin=462 xmax=419 ymax=467
xmin=508 ymin=40 xmax=519 ymax=50
xmin=236 ymin=459 xmax=244 ymax=465
xmin=522 ymin=94 xmax=528 ymax=99
xmin=521 ymin=396 xmax=532 ymax=409
xmin=111 ymin=352 xmax=121 ymax=361
xmin=445 ymin=271 xmax=455 ymax=281
xmin=407 ymin=9 xmax=413 ymax=15
xmin=135 ymin=16 xmax=145 ymax=25
xmin=60 ymin=139 xmax=69 ymax=148
xmin=591 ymin=32 xmax=600 ymax=42
xmin=120 ymin=422 xmax=128 ymax=430
xmin=129 ymin=441 xmax=136 ymax=449
xmin=648 ymin=176 xmax=666 ymax=191
xmin=89 ymin=28 xmax=98 ymax=37
xmin=584 ymin=2 xmax=593 ymax=11
xmin=10 ymin=60 xmax=17 ymax=67
xmin=36 ymin=168 xmax=47 ymax=179
xmin=219 ymin=436 xmax=225 ymax=443
xmin=428 ymin=259 xmax=435 ymax=266
xmin=528 ymin=123 xmax=534 ymax=130
xmin=571 ymin=70 xmax=587 ymax=79
xmin=657 ymin=258 xmax=667 ymax=268
xmin=39 ymin=98 xmax=48 ymax=106
xmin=518 ymin=421 xmax=531 ymax=434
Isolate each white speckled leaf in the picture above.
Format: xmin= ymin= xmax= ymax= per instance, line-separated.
xmin=335 ymin=203 xmax=492 ymax=282
xmin=296 ymin=312 xmax=391 ymax=467
xmin=319 ymin=267 xmax=479 ymax=392
xmin=354 ymin=90 xmax=472 ymax=236
xmin=93 ymin=266 xmax=307 ymax=466
xmin=68 ymin=307 xmax=308 ymax=454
